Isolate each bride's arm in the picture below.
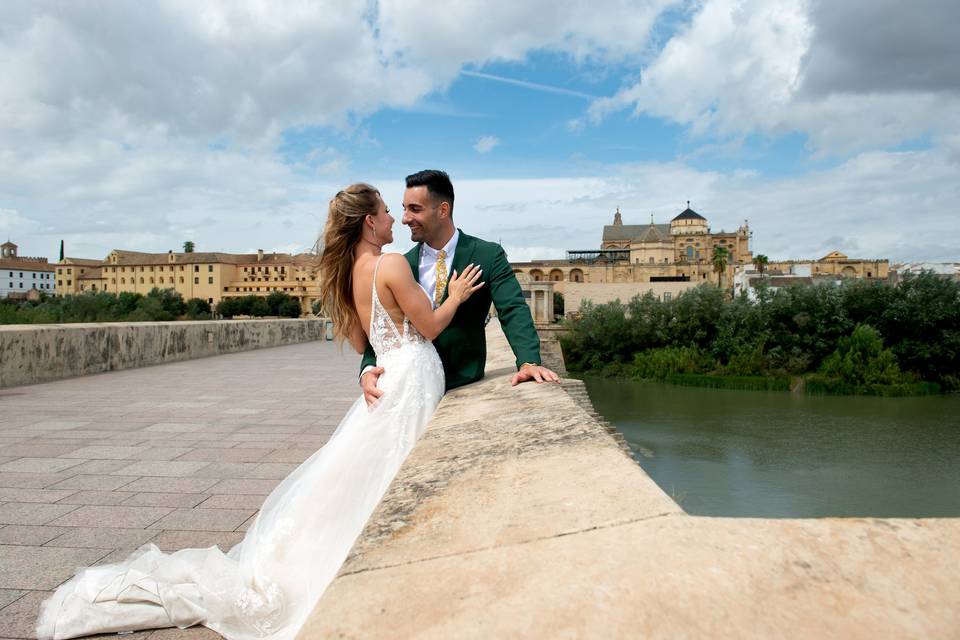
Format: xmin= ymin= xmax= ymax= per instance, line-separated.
xmin=347 ymin=319 xmax=368 ymax=354
xmin=379 ymin=253 xmax=483 ymax=340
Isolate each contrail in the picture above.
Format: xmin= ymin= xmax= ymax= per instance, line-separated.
xmin=461 ymin=70 xmax=598 ymax=100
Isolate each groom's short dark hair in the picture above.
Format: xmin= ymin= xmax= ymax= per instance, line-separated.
xmin=406 ymin=169 xmax=454 ymax=214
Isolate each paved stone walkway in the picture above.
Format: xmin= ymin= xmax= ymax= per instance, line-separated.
xmin=0 ymin=341 xmax=361 ymax=639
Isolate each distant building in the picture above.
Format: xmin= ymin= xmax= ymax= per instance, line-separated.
xmin=890 ymin=262 xmax=960 ymax=284
xmin=1 ymin=241 xmax=56 ymax=299
xmin=57 ymin=248 xmax=321 ymax=313
xmin=734 ymin=252 xmax=891 ymax=300
xmin=511 ymin=204 xmax=752 ymax=293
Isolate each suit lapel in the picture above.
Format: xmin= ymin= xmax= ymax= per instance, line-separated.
xmin=441 ymin=229 xmax=476 ymax=304
xmin=405 ymin=244 xmax=421 ymax=282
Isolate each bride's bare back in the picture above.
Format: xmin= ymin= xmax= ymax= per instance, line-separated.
xmin=349 ymin=253 xmax=482 ymax=353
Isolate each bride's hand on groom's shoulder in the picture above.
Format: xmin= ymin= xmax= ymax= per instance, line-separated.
xmin=510 ymin=363 xmax=560 ymax=386
xmin=447 ymin=264 xmax=484 ymax=304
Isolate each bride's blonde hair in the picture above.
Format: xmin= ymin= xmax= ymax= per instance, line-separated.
xmin=318 ymin=183 xmax=381 ymax=344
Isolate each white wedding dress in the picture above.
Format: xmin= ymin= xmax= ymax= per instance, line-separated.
xmin=37 ymin=255 xmax=445 ymax=640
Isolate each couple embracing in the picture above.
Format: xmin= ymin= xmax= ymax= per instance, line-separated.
xmin=38 ymin=170 xmax=557 ymax=640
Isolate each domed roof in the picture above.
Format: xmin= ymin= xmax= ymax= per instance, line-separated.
xmin=672 ymin=207 xmax=706 ymax=222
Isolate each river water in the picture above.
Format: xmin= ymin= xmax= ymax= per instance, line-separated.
xmin=584 ymin=377 xmax=960 ymax=518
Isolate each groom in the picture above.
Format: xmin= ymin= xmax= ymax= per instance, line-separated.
xmin=360 ymin=169 xmax=559 ymax=405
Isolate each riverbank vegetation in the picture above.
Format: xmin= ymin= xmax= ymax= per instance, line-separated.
xmin=560 ymin=272 xmax=958 ymax=395
xmin=0 ymin=289 xmax=214 ymax=323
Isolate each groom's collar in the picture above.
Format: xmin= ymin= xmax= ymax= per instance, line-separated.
xmin=421 ymin=229 xmax=460 ymax=259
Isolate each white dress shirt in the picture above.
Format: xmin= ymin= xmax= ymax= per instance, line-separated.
xmin=418 ymin=229 xmax=460 ymax=308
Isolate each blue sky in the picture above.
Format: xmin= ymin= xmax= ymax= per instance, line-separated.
xmin=1 ymin=0 xmax=959 ymax=263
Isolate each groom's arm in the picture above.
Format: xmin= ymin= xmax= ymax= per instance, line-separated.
xmin=486 ymin=245 xmax=542 ymax=369
xmin=360 ymin=341 xmax=377 ymax=374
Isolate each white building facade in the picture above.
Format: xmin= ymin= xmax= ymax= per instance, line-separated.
xmin=1 ymin=242 xmax=56 ymax=299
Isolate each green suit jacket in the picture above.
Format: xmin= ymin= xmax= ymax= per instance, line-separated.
xmin=360 ymin=230 xmax=541 ymax=390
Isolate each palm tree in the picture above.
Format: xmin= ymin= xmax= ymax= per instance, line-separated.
xmin=712 ymin=246 xmax=729 ymax=287
xmin=753 ymin=254 xmax=769 ymax=277
xmin=183 ymin=241 xmax=195 ymax=253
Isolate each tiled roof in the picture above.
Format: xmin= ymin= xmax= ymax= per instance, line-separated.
xmin=104 ymin=250 xmax=320 ymax=267
xmin=602 ymin=223 xmax=672 ymax=242
xmin=60 ymin=257 xmax=104 ymax=267
xmin=672 ymin=207 xmax=706 ymax=221
xmin=0 ymin=259 xmax=55 ymax=272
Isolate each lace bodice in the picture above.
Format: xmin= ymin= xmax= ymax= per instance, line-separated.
xmin=369 ymin=254 xmax=430 ymax=357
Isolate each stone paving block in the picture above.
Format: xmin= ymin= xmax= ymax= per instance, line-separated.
xmin=58 ymin=445 xmax=150 ymax=460
xmin=48 ymin=474 xmax=139 ymax=491
xmin=187 ymin=462 xmax=259 ymax=478
xmin=0 ymin=525 xmax=69 ymax=546
xmin=151 ymin=530 xmax=244 ymax=552
xmin=45 ymin=527 xmax=160 ymax=549
xmin=111 ymin=461 xmax=211 ymax=477
xmin=197 ymin=494 xmax=266 ymax=510
xmin=57 ymin=490 xmax=137 ymax=506
xmin=262 ymin=448 xmax=317 ymax=463
xmin=0 ymin=503 xmax=78 ymax=526
xmin=134 ymin=447 xmax=195 ymax=460
xmin=59 ymin=459 xmax=133 ymax=474
xmin=177 ymin=448 xmax=273 ymax=462
xmin=48 ymin=505 xmax=173 ymax=529
xmin=120 ymin=477 xmax=219 ymax=494
xmin=123 ymin=492 xmax=209 ymax=508
xmin=25 ymin=420 xmax=91 ymax=431
xmin=205 ymin=478 xmax=279 ymax=495
xmin=148 ymin=508 xmax=255 ymax=532
xmin=0 ymin=546 xmax=106 ymax=589
xmin=236 ymin=513 xmax=257 ymax=532
xmin=0 ymin=589 xmax=49 ymax=638
xmin=143 ymin=423 xmax=209 ymax=433
xmin=0 ymin=488 xmax=76 ymax=504
xmin=1 ymin=444 xmax=81 ymax=457
xmin=0 ymin=587 xmax=26 ymax=609
xmin=250 ymin=463 xmax=298 ymax=479
xmin=0 ymin=458 xmax=84 ymax=474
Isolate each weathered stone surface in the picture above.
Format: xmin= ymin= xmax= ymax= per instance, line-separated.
xmin=0 ymin=319 xmax=326 ymax=388
xmin=298 ymin=320 xmax=960 ymax=639
xmin=0 ymin=546 xmax=107 ymax=589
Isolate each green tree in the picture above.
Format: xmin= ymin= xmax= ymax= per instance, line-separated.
xmin=819 ymin=324 xmax=908 ymax=387
xmin=185 ymin=298 xmax=212 ymax=319
xmin=752 ymin=254 xmax=769 ymax=276
xmin=712 ymin=246 xmax=729 ymax=288
xmin=278 ymin=298 xmax=302 ymax=318
xmin=183 ymin=241 xmax=195 ymax=253
xmin=553 ymin=292 xmax=565 ymax=319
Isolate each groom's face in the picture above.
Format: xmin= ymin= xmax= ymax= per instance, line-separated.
xmin=402 ymin=186 xmax=442 ymax=244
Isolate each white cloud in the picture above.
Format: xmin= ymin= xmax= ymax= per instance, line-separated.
xmin=589 ymin=0 xmax=960 ymax=154
xmin=474 ymin=136 xmax=500 ymax=153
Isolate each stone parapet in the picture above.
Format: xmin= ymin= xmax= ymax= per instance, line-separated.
xmin=299 ymin=320 xmax=960 ymax=639
xmin=0 ymin=319 xmax=324 ymax=388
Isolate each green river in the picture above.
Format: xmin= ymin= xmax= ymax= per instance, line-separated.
xmin=583 ymin=377 xmax=960 ymax=518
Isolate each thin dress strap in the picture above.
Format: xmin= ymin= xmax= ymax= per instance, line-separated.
xmin=369 ymin=254 xmax=386 ymax=335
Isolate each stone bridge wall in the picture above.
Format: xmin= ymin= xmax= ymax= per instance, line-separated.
xmin=0 ymin=319 xmax=325 ymax=388
xmin=299 ymin=320 xmax=959 ymax=639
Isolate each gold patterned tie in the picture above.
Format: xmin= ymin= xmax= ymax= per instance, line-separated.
xmin=434 ymin=249 xmax=448 ymax=307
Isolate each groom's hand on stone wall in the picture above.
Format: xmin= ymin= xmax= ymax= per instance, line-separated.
xmin=361 ymin=367 xmax=385 ymax=406
xmin=510 ymin=363 xmax=560 ymax=386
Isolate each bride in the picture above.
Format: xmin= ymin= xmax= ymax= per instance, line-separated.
xmin=36 ymin=183 xmax=484 ymax=640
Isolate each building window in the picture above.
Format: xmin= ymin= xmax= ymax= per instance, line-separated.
xmin=180 ymin=276 xmax=184 ymax=284
xmin=208 ymin=277 xmax=213 ymax=284
xmin=56 ymin=269 xmax=61 ymax=275
xmin=112 ymin=278 xmax=116 ymax=284
xmin=67 ymin=268 xmax=72 ymax=275
xmin=121 ymin=278 xmax=125 ymax=284
xmin=67 ymin=279 xmax=72 ymax=285
xmin=32 ymin=273 xmax=36 ymax=278
xmin=194 ymin=265 xmax=199 ymax=272
xmin=649 ymin=257 xmax=654 ymax=264
xmin=19 ymin=282 xmax=23 ymax=288
xmin=664 ymin=292 xmax=672 ymax=302
xmin=194 ymin=277 xmax=199 ymax=284
xmin=58 ymin=279 xmax=62 ymax=286
xmin=149 ymin=277 xmax=154 ymax=284
xmin=208 ymin=265 xmax=213 ymax=272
